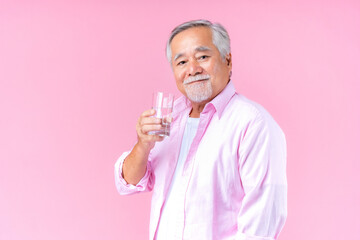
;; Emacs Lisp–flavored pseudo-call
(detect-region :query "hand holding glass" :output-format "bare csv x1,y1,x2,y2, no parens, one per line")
148,92,174,137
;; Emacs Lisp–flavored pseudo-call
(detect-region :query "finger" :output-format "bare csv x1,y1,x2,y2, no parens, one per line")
163,116,173,124
141,133,165,142
140,117,162,126
141,109,156,118
153,135,165,142
139,135,164,146
141,124,163,134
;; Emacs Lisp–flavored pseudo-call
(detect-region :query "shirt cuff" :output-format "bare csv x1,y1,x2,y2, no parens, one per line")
114,151,152,195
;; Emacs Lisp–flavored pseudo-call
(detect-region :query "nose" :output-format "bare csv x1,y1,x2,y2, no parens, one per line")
187,59,203,76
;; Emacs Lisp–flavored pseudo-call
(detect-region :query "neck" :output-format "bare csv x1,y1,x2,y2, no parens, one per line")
189,102,206,118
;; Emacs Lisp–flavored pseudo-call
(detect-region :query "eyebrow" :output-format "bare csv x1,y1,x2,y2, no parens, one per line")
173,46,212,62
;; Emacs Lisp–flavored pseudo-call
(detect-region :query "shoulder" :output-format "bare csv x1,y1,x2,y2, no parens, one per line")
226,93,285,138
225,93,265,121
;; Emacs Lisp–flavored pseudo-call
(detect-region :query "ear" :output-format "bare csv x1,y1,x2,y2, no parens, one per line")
226,53,232,69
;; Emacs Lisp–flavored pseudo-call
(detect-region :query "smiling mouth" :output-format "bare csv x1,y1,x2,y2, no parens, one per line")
185,78,209,85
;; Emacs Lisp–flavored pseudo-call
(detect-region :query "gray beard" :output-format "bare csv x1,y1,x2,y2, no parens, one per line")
184,80,213,103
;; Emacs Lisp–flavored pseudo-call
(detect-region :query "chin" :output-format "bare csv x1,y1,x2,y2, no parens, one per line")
185,81,213,103
185,91,213,103
188,96,210,103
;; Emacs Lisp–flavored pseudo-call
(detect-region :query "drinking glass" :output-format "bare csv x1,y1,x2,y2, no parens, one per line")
148,92,174,137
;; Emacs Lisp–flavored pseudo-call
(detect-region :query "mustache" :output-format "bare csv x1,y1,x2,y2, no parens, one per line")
184,74,210,85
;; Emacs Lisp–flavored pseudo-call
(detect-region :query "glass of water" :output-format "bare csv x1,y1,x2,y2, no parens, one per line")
148,92,174,137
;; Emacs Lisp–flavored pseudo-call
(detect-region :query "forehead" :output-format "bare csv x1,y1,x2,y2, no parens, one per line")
170,27,215,57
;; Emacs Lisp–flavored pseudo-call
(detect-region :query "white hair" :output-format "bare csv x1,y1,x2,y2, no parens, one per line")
166,19,231,63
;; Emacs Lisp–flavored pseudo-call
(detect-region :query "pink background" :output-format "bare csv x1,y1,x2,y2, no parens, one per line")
1,0,359,239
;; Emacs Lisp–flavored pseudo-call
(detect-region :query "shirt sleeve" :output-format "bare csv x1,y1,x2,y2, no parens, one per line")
114,151,154,195
236,113,287,240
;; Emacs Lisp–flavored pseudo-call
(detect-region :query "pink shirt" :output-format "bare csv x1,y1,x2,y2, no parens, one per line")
115,81,287,240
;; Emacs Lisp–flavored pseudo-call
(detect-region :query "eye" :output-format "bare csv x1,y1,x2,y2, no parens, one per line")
177,60,186,66
199,55,209,60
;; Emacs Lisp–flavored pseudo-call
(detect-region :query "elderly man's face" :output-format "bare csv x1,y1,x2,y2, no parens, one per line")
170,26,232,104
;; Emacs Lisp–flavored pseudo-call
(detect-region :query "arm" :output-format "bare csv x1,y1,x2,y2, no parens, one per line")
236,114,287,240
114,109,164,195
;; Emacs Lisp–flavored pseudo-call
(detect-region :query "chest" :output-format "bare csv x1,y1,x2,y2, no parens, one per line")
152,114,244,193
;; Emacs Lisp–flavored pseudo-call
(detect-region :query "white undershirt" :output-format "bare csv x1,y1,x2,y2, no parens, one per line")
156,117,200,240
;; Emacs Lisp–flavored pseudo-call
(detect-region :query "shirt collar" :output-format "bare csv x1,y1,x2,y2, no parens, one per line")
204,80,236,118
172,81,236,118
